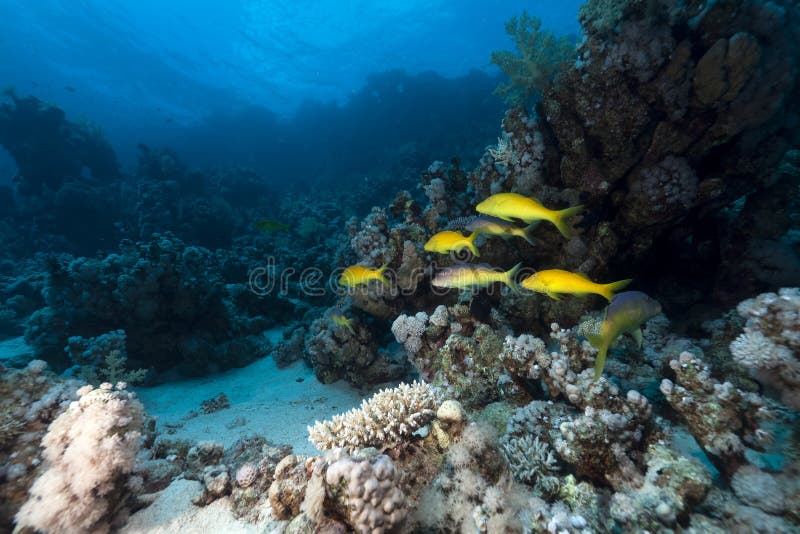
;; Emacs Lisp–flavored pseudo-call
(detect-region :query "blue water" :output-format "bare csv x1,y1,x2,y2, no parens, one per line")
2,1,799,532
0,0,582,168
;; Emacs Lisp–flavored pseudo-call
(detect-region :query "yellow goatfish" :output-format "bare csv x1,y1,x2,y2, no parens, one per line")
432,263,521,291
475,192,583,239
330,310,355,334
464,215,537,245
520,269,632,301
424,230,480,257
586,291,661,380
339,265,389,287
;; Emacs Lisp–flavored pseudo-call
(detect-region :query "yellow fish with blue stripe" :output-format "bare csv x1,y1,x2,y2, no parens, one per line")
586,291,661,380
476,192,583,239
338,265,389,287
424,230,480,257
520,269,632,301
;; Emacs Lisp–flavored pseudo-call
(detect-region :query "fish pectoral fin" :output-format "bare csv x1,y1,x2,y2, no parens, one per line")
630,328,643,348
545,290,561,301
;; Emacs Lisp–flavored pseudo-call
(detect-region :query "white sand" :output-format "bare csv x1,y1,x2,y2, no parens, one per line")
127,330,390,533
134,329,378,456
120,479,282,534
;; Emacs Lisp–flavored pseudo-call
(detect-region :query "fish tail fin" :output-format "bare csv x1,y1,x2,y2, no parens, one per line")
377,264,390,286
466,231,481,257
586,333,608,381
504,262,523,292
602,278,633,301
522,222,540,245
553,205,584,239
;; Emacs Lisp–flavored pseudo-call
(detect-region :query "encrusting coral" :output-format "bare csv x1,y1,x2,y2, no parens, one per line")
307,381,438,451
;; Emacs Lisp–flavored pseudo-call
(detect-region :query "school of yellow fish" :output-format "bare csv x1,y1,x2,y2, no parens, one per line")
340,192,660,379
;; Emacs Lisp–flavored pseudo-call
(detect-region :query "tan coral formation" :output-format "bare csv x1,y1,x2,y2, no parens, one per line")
307,381,438,451
14,382,144,534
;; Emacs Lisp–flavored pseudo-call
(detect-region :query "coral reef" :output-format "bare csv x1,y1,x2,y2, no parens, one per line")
15,382,144,534
64,330,147,385
660,352,771,476
24,233,282,376
730,288,800,409
269,454,311,521
308,381,438,451
392,304,518,409
1,1,799,532
0,93,119,196
303,304,408,385
0,361,79,531
483,0,800,313
609,443,711,531
415,421,530,533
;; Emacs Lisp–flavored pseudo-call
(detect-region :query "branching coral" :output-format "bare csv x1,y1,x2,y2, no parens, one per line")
307,381,438,451
15,382,144,534
501,434,559,489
